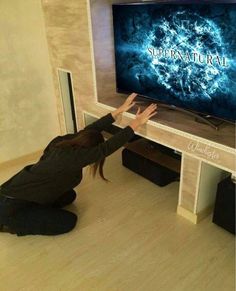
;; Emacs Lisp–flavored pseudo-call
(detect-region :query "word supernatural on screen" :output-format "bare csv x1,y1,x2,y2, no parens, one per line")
148,47,228,67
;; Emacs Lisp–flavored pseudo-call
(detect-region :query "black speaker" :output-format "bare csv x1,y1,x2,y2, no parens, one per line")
122,148,179,187
212,176,235,234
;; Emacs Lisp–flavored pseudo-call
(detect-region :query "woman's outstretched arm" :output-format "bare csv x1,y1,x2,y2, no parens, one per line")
77,103,158,168
42,93,138,157
84,93,137,132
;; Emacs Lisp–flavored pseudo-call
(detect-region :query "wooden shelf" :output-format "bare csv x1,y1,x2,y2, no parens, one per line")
125,138,181,174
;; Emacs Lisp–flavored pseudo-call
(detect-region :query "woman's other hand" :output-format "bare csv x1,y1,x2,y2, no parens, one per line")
129,103,158,131
112,93,137,119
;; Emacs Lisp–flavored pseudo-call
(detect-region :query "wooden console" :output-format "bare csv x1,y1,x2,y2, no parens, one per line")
124,138,181,175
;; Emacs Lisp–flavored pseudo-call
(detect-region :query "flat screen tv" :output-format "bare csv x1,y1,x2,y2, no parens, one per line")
112,1,236,122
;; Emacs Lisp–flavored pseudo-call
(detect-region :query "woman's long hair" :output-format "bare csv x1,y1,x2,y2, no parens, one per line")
54,129,107,181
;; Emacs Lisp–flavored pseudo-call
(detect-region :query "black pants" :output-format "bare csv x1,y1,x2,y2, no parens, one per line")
0,190,77,236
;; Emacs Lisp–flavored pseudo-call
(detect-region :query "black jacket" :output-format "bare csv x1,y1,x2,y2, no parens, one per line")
0,114,134,204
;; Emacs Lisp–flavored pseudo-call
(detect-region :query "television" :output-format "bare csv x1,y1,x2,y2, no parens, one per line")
112,1,236,123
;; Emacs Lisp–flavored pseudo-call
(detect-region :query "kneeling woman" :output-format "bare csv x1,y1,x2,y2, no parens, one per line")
0,94,157,236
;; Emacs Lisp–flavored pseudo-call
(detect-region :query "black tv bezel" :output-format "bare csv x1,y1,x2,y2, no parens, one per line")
112,0,236,6
112,1,236,123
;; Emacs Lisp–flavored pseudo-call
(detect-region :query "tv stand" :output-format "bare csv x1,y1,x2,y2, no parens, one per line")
136,95,224,130
194,114,225,129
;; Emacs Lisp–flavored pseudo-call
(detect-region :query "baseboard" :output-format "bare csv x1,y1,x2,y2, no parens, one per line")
177,205,213,224
0,150,43,170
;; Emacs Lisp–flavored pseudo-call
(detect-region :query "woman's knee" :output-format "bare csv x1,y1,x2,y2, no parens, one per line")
52,190,77,208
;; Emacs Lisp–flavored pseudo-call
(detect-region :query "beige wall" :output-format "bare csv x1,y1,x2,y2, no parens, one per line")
0,0,61,163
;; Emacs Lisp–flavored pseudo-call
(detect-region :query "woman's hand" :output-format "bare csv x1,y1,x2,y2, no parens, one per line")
129,103,158,131
112,93,137,119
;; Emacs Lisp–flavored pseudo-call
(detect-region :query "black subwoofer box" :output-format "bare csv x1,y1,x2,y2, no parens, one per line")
212,176,235,234
122,148,179,187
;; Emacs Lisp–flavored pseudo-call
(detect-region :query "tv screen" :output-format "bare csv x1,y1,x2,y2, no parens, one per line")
112,1,236,122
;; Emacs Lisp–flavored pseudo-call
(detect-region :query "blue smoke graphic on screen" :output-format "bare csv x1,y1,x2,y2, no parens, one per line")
113,4,236,121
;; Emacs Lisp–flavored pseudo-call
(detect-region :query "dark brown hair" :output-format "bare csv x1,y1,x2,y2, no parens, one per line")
54,129,108,181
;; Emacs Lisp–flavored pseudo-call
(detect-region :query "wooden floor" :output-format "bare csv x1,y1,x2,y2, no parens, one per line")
0,150,235,291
